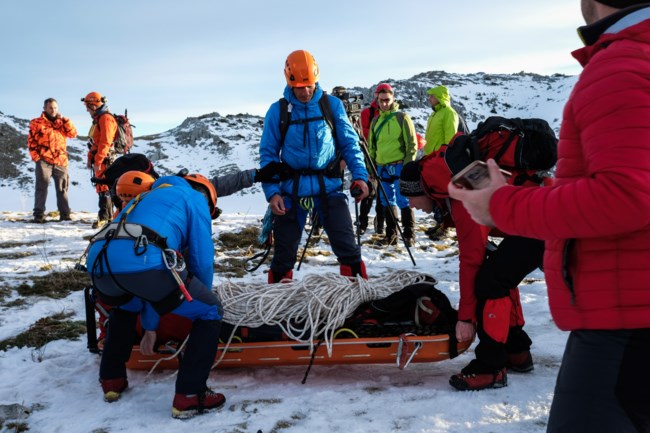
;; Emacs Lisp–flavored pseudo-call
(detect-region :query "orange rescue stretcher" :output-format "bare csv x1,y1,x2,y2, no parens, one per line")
125,332,471,371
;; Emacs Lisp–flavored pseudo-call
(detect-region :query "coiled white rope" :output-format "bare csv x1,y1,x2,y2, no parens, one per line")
213,270,430,362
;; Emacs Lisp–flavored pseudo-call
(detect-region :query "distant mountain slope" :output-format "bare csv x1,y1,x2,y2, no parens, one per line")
0,71,575,213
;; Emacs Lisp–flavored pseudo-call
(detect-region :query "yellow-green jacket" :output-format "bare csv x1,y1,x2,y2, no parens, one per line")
368,103,417,166
424,86,459,155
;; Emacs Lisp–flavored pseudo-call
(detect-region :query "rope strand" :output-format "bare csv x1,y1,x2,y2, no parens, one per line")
214,270,429,357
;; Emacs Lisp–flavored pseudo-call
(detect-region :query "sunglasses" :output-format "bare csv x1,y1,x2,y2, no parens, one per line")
378,98,392,103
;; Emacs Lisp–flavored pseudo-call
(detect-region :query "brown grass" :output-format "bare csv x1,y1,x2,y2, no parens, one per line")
0,312,86,351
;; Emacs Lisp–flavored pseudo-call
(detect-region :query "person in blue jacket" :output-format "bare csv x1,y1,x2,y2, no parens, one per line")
86,172,225,419
259,49,370,283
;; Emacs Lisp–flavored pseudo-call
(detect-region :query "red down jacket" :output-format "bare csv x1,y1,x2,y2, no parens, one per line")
490,9,650,331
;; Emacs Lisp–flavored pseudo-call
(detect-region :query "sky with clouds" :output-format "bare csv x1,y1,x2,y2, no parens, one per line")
2,0,584,136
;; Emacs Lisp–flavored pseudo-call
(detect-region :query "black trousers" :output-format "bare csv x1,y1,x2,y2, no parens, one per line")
100,310,222,395
271,193,360,275
473,236,545,369
547,329,650,433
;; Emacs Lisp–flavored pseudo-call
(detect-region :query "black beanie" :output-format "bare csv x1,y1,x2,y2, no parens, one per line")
399,161,425,197
596,0,650,7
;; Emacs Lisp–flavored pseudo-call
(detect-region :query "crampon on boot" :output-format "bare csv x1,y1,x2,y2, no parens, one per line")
449,359,507,391
172,388,226,419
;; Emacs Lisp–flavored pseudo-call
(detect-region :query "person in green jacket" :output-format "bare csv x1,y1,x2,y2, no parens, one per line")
368,83,418,246
423,85,459,155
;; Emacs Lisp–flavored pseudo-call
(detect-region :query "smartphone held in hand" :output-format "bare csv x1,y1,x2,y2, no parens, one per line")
451,160,511,190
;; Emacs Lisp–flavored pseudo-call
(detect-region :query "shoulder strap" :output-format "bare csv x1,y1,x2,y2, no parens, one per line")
279,98,291,147
278,93,338,148
371,112,396,148
318,92,337,141
395,111,405,129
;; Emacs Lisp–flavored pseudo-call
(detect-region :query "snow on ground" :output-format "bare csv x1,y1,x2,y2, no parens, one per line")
0,208,567,433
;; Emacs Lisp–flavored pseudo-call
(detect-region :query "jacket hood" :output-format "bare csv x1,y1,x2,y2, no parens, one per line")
427,86,451,108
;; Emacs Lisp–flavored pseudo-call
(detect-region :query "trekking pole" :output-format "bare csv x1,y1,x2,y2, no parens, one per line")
297,212,319,271
352,120,416,266
351,188,362,246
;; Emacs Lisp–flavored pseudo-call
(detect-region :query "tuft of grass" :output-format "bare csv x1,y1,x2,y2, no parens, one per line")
0,240,47,249
15,269,90,299
214,257,248,279
0,251,35,260
0,312,86,351
218,226,260,250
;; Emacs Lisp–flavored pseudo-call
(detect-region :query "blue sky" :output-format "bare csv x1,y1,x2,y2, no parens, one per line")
2,0,584,136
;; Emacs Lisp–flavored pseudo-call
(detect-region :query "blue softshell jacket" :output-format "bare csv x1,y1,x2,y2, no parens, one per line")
86,176,216,329
259,83,369,201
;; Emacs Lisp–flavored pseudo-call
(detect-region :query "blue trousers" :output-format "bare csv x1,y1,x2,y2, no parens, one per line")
377,163,409,209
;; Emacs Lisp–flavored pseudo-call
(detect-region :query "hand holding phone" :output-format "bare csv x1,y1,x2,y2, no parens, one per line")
451,160,511,190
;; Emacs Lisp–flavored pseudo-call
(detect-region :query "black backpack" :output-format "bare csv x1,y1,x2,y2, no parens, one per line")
345,276,460,358
445,116,558,177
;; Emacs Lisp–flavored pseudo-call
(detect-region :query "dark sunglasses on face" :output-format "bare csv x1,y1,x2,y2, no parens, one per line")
379,98,392,103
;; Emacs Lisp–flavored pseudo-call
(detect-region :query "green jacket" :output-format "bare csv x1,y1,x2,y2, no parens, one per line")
368,103,417,166
424,85,459,155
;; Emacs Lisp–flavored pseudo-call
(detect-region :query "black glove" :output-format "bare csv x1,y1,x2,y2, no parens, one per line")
254,161,292,183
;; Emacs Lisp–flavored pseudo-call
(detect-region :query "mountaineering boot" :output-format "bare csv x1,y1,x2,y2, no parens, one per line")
340,261,368,280
268,269,293,284
449,359,507,391
378,206,398,246
101,377,128,402
401,206,415,247
172,389,226,419
506,350,534,373
32,215,46,224
59,213,72,221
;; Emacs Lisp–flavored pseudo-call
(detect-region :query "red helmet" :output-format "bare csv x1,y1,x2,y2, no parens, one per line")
284,50,319,88
183,173,218,219
374,83,394,95
81,91,106,109
116,171,155,203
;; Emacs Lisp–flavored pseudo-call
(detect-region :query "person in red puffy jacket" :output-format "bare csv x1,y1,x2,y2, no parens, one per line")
27,98,77,222
449,1,650,431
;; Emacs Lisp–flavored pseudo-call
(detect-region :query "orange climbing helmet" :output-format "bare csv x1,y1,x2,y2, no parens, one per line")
183,173,218,219
115,171,155,203
284,50,319,88
81,91,106,109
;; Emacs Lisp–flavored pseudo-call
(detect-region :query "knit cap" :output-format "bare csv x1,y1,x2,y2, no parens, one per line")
399,161,425,197
596,0,650,7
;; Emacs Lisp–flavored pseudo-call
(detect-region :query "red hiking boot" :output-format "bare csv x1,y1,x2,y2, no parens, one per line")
506,350,534,373
172,389,226,419
449,360,507,391
101,377,128,402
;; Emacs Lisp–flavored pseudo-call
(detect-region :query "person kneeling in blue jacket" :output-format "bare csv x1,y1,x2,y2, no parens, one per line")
86,171,224,419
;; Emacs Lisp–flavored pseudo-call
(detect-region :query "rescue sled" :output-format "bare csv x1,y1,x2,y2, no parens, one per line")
84,271,470,371
124,332,471,371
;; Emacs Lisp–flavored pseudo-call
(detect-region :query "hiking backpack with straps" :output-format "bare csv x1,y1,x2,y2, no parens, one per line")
99,110,135,155
420,116,558,199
